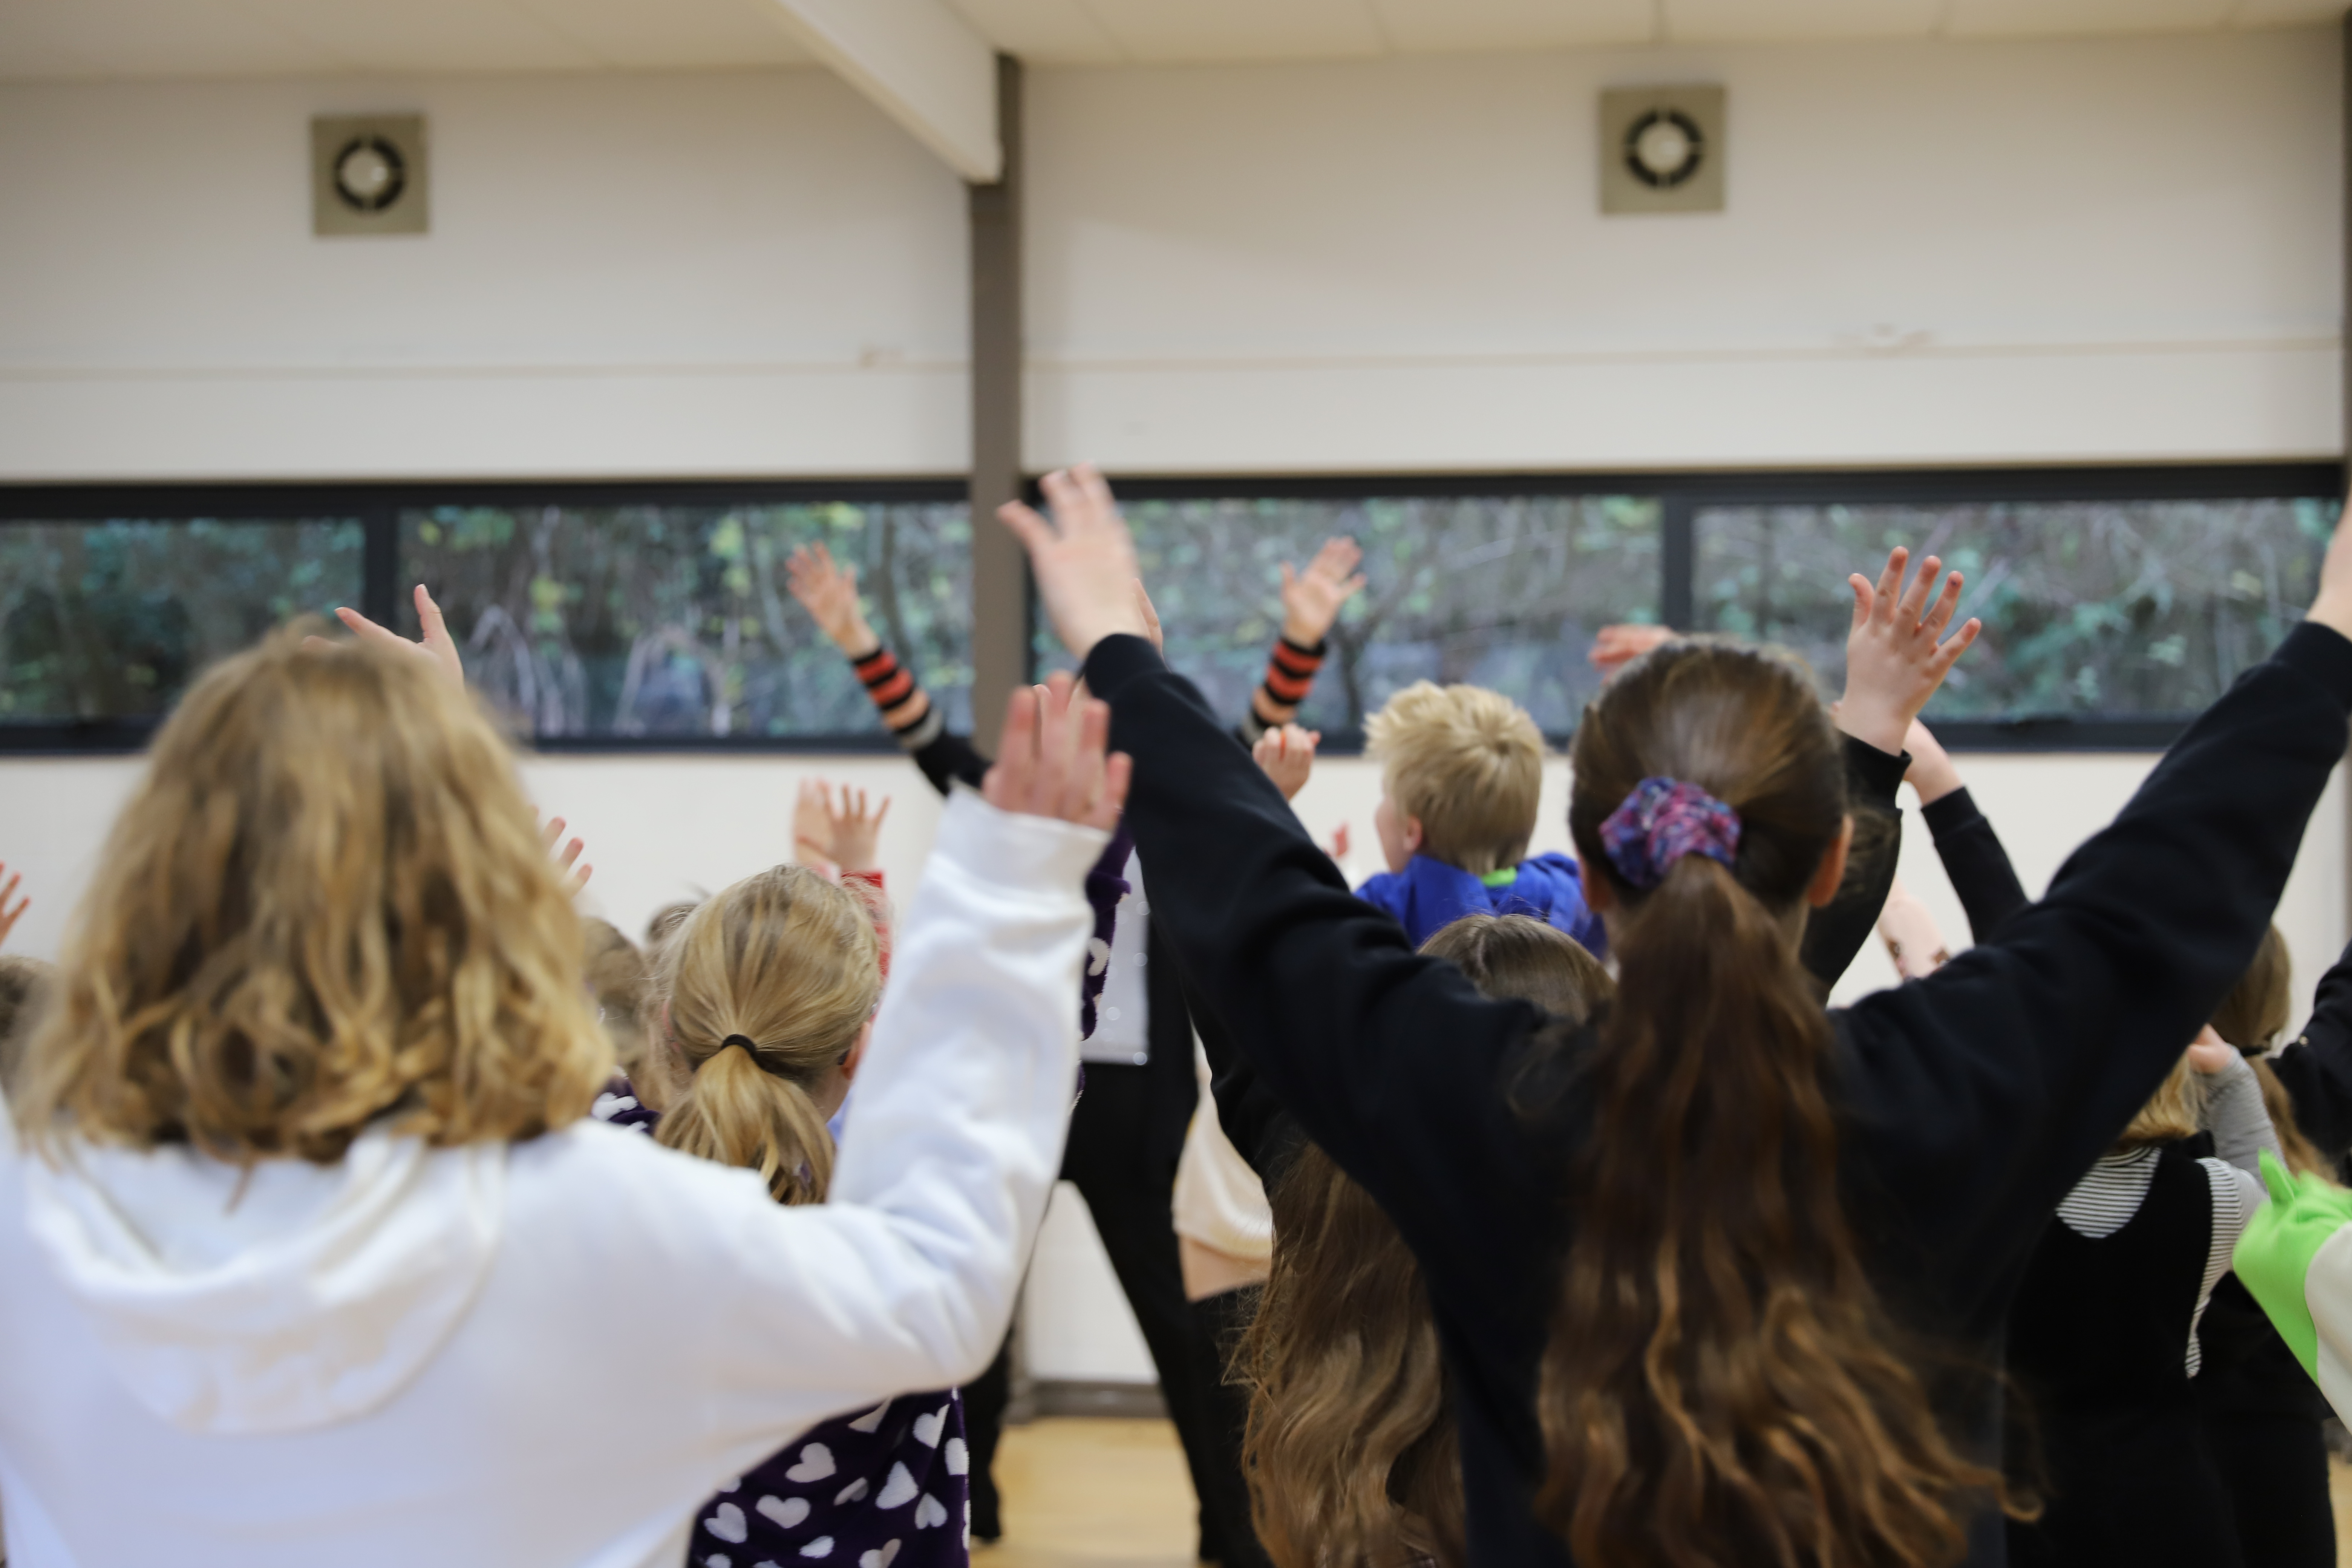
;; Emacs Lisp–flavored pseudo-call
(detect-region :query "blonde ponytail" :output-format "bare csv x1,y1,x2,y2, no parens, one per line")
651,865,881,1206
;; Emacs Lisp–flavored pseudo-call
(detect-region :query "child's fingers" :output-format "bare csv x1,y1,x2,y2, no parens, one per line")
416,584,449,645
1897,556,1942,625
986,685,1042,812
1066,698,1113,821
996,499,1057,554
872,797,891,830
1926,618,1983,681
542,816,566,851
1847,574,1875,632
1921,570,1966,637
1089,753,1134,831
1872,548,1909,623
1072,462,1117,526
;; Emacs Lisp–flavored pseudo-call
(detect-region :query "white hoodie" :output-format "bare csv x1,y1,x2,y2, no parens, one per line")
0,790,1100,1568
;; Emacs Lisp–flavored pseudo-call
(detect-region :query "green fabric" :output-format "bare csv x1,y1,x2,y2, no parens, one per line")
1478,868,1518,888
2233,1151,2352,1383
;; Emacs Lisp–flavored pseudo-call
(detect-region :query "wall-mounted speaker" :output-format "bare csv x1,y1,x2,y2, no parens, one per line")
1599,86,1724,215
312,115,429,237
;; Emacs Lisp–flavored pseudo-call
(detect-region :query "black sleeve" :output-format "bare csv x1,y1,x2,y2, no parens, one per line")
1797,736,1908,990
1833,622,2352,1328
1920,787,2031,944
2267,939,2352,1160
903,727,991,797
1082,633,1566,1329
1176,964,1307,1188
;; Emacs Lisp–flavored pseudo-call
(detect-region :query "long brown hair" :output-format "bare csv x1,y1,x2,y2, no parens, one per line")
14,626,610,1164
652,865,880,1205
2212,924,2329,1176
1553,641,2003,1567
1242,915,1612,1568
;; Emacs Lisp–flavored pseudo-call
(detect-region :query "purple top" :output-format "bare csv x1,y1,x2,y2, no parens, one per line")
1353,850,1607,959
591,1083,972,1568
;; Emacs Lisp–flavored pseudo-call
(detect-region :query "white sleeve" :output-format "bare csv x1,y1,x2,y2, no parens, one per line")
649,788,1102,1435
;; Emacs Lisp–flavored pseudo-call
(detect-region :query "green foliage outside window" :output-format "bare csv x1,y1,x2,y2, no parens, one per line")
0,519,362,721
1698,498,2339,719
1038,494,1663,738
401,502,972,739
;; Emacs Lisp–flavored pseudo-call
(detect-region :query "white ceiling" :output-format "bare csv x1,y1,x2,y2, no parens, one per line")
0,0,2338,81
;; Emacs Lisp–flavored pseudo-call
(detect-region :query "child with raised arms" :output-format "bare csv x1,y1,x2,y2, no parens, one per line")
1009,462,2352,1568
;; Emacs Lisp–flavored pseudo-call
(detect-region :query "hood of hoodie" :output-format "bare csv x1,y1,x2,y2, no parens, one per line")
21,1124,505,1436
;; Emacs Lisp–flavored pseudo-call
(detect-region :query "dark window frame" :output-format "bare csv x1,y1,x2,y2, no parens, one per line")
3,462,2338,755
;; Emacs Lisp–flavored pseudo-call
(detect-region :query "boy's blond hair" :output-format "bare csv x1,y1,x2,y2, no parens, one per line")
1364,682,1545,876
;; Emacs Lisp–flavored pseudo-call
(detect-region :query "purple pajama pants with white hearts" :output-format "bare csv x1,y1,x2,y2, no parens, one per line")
689,1390,971,1568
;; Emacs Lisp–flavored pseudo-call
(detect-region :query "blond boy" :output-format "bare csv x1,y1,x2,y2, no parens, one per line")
1355,682,1605,956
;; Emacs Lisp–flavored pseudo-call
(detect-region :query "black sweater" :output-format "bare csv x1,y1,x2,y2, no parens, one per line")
1082,622,2352,1568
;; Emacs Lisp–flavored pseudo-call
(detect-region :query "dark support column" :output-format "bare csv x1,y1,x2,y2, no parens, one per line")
1660,496,1695,631
968,52,1026,754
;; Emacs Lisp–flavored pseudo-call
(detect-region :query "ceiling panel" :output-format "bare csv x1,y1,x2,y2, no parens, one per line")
1369,0,1655,51
1665,0,1939,41
944,0,1126,62
510,0,811,67
1079,0,1388,62
228,0,603,71
0,0,341,78
1945,0,2232,35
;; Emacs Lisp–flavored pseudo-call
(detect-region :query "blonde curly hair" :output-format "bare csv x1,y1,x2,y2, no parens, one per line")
12,624,609,1163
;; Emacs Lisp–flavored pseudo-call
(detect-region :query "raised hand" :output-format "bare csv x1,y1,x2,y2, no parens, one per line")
2305,509,2352,644
540,815,594,898
786,543,878,655
824,784,891,874
1252,724,1320,802
1134,580,1164,653
997,466,1149,661
2187,1024,2240,1076
1838,547,1980,755
0,863,25,949
1280,537,1367,647
1589,623,1677,677
313,584,464,692
792,778,838,871
983,670,1131,831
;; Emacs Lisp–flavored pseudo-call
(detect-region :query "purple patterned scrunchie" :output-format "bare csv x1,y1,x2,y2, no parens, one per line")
1598,776,1742,890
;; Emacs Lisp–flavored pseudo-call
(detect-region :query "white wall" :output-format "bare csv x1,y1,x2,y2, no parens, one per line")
0,68,971,479
1026,29,2343,472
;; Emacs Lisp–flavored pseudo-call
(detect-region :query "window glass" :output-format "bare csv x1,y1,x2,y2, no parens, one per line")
1696,498,2338,719
400,501,972,739
0,518,364,723
1041,495,1662,739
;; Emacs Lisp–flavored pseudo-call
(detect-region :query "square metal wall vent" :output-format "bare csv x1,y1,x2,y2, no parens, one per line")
1600,86,1724,215
312,115,428,237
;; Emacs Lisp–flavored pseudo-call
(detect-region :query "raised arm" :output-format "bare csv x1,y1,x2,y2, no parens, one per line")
787,542,991,795
1837,559,2352,1317
1905,717,2030,943
2265,937,2352,1159
1238,538,1365,745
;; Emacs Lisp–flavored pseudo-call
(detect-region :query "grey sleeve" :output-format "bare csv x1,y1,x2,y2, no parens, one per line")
2206,1051,2284,1178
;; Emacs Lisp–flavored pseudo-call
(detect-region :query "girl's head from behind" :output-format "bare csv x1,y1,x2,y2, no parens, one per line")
15,627,608,1163
652,865,880,1205
1553,640,1998,1567
1245,914,1611,1568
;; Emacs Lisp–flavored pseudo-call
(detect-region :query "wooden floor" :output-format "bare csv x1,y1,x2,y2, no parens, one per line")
982,1416,2352,1567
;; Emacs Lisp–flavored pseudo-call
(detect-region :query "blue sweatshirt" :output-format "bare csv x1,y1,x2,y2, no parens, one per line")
1355,850,1606,959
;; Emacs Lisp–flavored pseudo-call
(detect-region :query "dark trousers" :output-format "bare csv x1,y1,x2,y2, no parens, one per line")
960,1063,1255,1562
1189,1285,1272,1568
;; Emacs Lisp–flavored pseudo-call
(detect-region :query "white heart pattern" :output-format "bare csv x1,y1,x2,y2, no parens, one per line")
798,1539,833,1559
756,1495,812,1529
1087,937,1112,977
914,1494,949,1530
705,1502,749,1544
705,1556,731,1568
783,1444,836,1483
874,1462,919,1510
833,1478,870,1505
944,1436,968,1476
858,1542,900,1568
911,1405,947,1448
847,1400,891,1434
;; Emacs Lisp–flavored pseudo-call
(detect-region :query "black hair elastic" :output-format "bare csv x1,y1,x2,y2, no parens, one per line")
718,1034,799,1082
